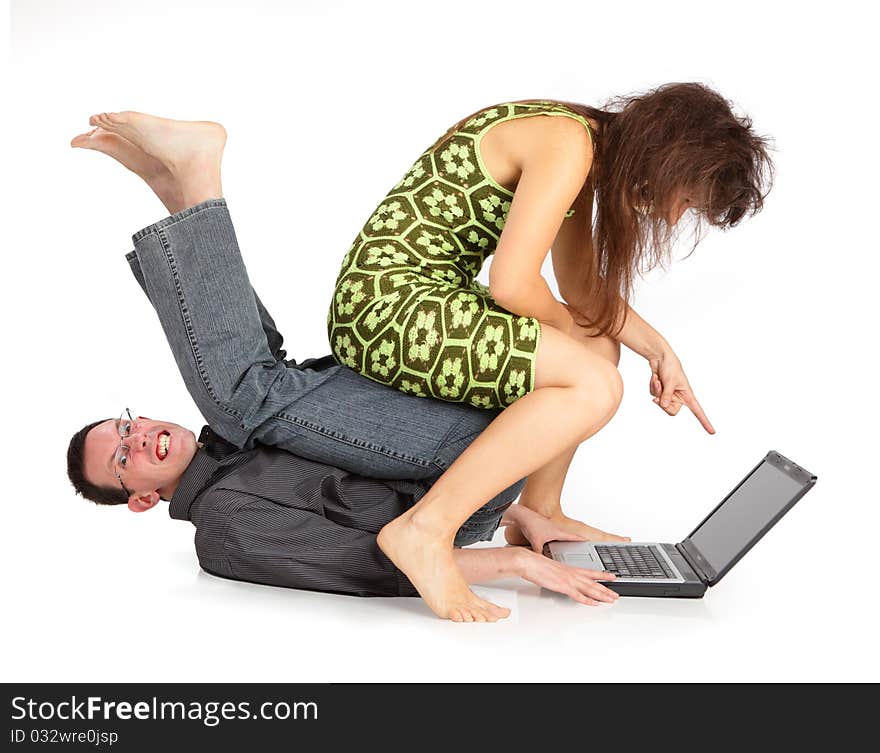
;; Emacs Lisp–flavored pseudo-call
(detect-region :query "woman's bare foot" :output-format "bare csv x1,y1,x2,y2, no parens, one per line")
87,111,226,207
554,514,630,543
377,512,511,622
504,516,630,547
70,127,183,213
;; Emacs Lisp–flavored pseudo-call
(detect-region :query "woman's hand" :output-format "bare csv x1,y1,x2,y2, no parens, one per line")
515,549,619,605
512,505,593,553
505,505,630,552
648,347,715,434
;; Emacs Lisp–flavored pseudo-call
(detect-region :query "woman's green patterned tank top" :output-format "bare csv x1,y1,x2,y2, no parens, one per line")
338,99,594,279
327,100,595,409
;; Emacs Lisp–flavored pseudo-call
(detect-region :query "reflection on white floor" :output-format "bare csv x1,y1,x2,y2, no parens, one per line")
6,440,875,684
7,504,865,683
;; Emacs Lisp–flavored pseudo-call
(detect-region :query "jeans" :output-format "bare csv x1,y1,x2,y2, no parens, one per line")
126,198,526,545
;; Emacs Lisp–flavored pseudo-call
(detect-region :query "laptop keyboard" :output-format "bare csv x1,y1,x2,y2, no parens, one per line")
595,545,676,579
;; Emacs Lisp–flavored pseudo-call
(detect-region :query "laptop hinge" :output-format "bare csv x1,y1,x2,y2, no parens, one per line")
675,542,711,584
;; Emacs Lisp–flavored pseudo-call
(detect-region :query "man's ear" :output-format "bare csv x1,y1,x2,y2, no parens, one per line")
127,490,161,513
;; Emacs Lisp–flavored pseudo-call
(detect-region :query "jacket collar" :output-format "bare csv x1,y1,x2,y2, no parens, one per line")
168,426,240,521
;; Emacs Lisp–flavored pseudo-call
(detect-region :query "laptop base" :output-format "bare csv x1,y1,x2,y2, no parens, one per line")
544,541,708,598
604,580,707,598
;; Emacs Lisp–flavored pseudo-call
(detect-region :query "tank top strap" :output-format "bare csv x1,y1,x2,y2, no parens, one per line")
451,100,591,146
449,100,594,219
525,100,595,149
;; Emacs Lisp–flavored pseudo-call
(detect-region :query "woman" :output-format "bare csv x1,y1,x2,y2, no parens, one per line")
326,82,774,621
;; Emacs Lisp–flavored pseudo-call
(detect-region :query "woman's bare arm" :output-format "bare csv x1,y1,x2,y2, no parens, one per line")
487,116,594,335
549,179,669,360
614,300,670,360
550,176,594,305
567,288,671,360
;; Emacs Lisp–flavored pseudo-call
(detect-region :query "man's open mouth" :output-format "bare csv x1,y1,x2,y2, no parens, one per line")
156,431,171,460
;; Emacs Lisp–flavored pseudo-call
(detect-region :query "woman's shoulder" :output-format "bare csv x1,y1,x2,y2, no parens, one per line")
494,102,595,168
426,100,596,193
480,100,595,145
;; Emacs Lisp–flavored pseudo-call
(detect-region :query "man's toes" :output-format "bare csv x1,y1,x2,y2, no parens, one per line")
90,113,121,133
70,128,97,147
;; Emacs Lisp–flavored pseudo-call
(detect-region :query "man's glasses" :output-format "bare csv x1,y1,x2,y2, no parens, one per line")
114,408,137,497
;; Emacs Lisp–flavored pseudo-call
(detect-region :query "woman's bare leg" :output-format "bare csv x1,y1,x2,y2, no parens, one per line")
377,324,624,621
518,444,579,517
506,332,629,545
505,442,629,545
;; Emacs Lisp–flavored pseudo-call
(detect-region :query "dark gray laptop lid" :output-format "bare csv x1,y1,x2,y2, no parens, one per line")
678,451,817,586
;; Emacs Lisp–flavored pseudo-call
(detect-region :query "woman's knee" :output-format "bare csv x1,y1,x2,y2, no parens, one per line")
580,333,621,368
560,366,622,443
535,324,621,395
535,325,623,425
576,358,624,422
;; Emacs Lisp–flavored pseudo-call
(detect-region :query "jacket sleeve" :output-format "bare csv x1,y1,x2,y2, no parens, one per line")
196,488,418,598
123,200,336,447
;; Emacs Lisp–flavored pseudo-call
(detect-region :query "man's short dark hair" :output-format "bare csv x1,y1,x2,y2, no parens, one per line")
67,419,129,505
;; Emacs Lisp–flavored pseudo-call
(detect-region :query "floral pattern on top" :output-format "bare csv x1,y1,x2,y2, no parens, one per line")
327,101,594,408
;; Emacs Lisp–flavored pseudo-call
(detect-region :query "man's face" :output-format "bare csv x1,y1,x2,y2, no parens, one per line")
83,416,198,510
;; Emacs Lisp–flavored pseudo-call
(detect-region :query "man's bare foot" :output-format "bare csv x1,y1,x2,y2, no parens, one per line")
70,127,183,213
87,111,226,205
377,513,511,622
504,517,630,547
87,111,226,173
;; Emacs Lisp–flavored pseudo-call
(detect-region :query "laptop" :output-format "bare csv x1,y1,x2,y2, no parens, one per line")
544,450,817,598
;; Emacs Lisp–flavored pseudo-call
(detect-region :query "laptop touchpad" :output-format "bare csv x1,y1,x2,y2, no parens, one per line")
562,552,601,568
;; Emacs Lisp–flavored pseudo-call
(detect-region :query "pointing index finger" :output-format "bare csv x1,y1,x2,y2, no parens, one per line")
682,391,715,434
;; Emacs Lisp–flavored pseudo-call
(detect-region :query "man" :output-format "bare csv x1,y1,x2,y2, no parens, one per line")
66,113,621,620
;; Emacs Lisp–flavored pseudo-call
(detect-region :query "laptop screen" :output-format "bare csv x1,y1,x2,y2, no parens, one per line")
685,454,813,580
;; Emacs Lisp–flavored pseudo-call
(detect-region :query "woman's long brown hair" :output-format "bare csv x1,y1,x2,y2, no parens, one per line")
429,82,776,339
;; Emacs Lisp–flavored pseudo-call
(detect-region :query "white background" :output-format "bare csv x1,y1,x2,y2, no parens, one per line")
3,0,877,682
